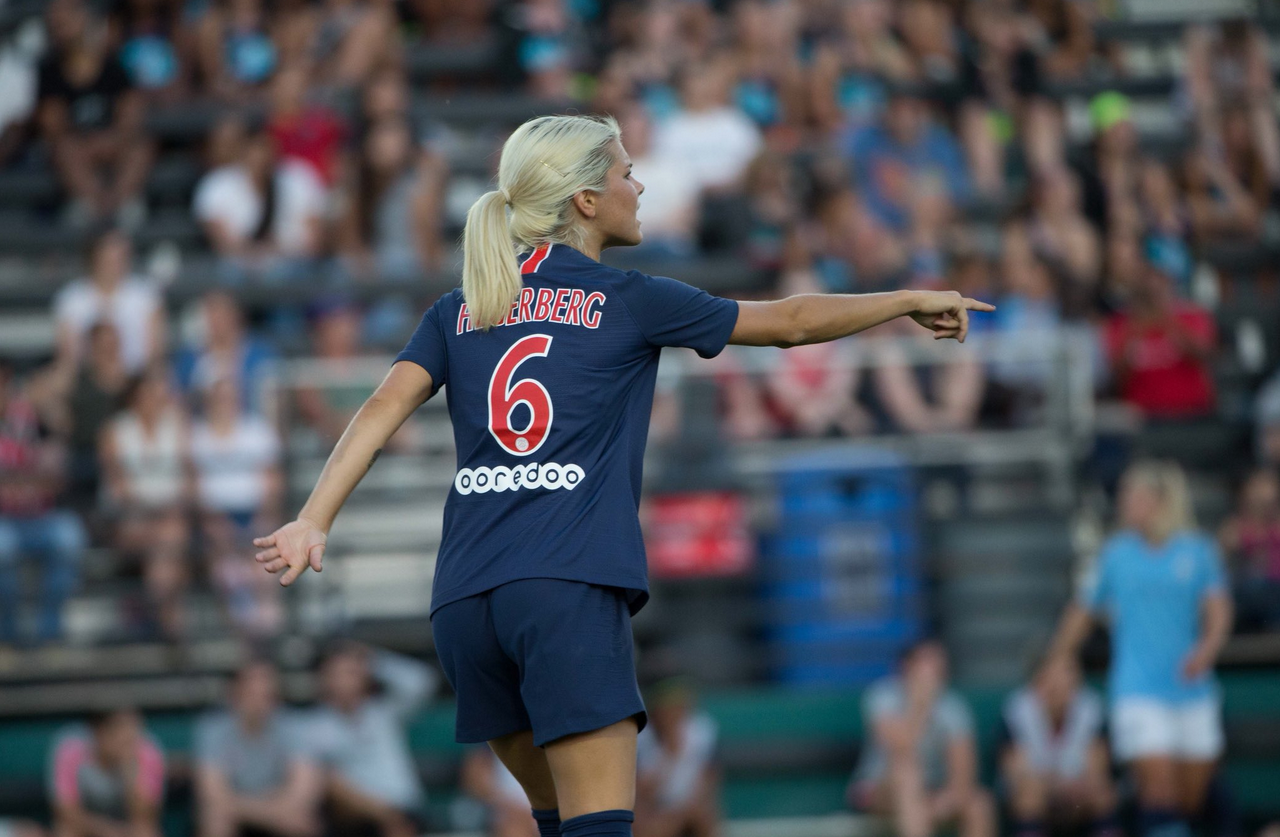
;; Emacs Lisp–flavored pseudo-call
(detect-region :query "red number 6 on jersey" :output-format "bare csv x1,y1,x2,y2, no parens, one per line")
488,334,554,456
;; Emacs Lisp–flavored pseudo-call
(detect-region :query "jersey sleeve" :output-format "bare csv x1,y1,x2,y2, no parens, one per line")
616,271,739,359
395,297,449,394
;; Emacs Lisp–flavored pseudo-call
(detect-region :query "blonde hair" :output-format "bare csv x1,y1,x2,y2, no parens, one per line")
1122,459,1196,542
461,114,622,330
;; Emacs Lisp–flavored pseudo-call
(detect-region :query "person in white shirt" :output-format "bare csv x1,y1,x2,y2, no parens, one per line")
306,643,439,837
999,653,1118,837
653,57,763,196
193,117,328,284
191,376,283,637
53,228,165,376
617,103,700,258
634,680,722,837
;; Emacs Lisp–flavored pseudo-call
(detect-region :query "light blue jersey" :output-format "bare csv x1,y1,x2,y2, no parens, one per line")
1081,530,1226,704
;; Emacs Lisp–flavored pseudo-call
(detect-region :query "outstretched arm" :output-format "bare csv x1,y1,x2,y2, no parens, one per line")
254,361,436,585
728,290,993,348
1049,602,1095,661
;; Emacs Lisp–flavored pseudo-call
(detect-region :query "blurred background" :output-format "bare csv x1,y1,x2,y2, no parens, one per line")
2,0,1280,834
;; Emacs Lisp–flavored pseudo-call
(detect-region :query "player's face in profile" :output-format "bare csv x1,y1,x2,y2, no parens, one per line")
593,139,645,249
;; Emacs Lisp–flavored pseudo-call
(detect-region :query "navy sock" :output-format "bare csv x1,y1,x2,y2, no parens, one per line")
531,808,561,837
559,809,634,837
1140,808,1191,837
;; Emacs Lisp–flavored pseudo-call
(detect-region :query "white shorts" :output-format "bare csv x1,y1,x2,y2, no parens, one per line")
1111,696,1224,762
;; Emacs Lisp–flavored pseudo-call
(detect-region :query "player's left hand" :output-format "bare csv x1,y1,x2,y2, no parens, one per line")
253,517,327,586
907,290,996,342
1181,642,1215,682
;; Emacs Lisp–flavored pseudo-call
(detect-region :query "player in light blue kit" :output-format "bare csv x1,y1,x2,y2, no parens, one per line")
253,113,993,837
1052,461,1233,837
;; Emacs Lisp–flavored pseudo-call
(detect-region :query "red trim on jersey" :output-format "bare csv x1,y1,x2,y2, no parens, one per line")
520,243,552,275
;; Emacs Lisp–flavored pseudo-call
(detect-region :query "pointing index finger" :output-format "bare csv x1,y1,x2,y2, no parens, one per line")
964,298,996,312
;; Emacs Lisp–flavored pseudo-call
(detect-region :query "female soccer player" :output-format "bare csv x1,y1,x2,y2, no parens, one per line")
254,114,993,837
1051,461,1233,837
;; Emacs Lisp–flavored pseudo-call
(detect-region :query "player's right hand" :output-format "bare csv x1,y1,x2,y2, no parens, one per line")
254,517,327,587
907,290,995,343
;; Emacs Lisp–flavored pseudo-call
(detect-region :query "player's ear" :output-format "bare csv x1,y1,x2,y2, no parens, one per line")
572,189,597,220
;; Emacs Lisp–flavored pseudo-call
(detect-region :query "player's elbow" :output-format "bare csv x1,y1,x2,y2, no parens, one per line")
772,297,810,348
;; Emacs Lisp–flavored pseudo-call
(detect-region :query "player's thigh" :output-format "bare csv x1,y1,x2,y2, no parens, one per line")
543,717,639,821
488,729,557,811
1111,698,1179,764
490,579,647,748
432,592,532,744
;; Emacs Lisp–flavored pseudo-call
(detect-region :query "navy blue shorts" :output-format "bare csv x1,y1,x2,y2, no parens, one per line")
431,578,648,747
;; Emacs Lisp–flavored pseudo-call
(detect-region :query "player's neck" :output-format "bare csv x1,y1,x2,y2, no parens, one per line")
578,230,605,263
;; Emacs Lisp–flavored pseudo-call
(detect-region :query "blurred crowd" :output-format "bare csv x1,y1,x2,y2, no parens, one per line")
3,0,1280,647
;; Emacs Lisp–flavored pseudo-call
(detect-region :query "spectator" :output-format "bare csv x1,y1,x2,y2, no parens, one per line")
618,103,699,259
1219,467,1280,632
762,269,871,438
110,0,190,99
700,150,802,271
37,0,154,228
1135,159,1193,295
195,659,322,837
0,361,85,644
807,0,911,133
899,0,960,84
508,0,587,99
48,707,165,837
99,365,192,640
956,0,1065,195
1184,20,1280,204
1052,460,1233,837
192,376,284,637
1102,254,1217,420
999,653,1118,837
30,320,129,514
725,0,804,132
307,643,438,837
175,291,277,417
847,84,970,267
266,63,347,187
193,117,328,284
1027,166,1101,291
284,0,399,89
1074,91,1141,236
1181,145,1261,243
293,301,369,443
194,0,280,100
805,187,907,293
458,748,538,837
53,229,165,377
985,226,1061,422
848,639,995,837
337,114,447,281
869,318,986,434
634,680,722,837
653,57,763,196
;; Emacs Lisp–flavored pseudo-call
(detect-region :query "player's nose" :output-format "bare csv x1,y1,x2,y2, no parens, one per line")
634,178,645,196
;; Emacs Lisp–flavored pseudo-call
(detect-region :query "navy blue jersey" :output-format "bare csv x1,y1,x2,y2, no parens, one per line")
395,243,740,615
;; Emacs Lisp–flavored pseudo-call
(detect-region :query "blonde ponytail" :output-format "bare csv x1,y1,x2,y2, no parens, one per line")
461,114,621,330
461,189,521,332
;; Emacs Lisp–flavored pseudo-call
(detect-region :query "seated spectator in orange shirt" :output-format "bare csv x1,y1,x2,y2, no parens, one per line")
1103,253,1216,420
